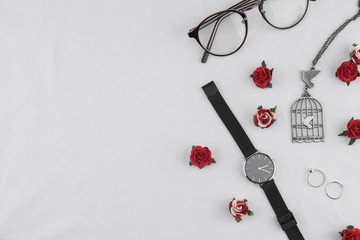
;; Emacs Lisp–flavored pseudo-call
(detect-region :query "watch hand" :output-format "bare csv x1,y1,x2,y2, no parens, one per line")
258,167,271,174
260,169,271,174
259,165,268,169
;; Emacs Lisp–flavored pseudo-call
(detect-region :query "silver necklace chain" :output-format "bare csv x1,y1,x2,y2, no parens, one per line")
311,0,360,69
290,2,360,143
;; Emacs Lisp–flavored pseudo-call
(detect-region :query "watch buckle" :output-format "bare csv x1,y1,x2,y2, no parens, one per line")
277,211,297,231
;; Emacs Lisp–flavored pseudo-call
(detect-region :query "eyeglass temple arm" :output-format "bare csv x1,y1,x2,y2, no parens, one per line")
201,16,226,63
199,0,315,29
198,0,257,30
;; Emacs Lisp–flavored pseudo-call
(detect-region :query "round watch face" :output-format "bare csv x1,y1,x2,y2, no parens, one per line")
244,153,275,184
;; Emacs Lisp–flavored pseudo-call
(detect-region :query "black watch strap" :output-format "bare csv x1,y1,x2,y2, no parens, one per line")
202,81,257,158
261,180,305,240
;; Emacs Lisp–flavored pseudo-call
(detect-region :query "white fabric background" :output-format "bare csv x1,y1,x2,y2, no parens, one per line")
0,0,359,239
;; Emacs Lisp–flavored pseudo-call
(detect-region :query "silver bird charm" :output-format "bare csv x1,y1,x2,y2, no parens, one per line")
301,69,320,89
302,115,314,129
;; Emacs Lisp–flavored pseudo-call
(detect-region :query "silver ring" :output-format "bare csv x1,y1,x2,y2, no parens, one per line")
306,168,326,188
325,181,344,200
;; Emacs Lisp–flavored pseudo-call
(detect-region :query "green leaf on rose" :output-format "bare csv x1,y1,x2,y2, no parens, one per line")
257,105,263,110
248,210,254,216
349,138,356,145
350,52,354,58
250,74,253,78
350,117,354,122
235,218,242,223
335,72,338,77
189,162,193,166
348,225,354,229
339,231,344,237
232,198,235,201
350,59,354,63
346,82,350,86
353,43,358,47
271,119,277,124
261,61,266,68
204,147,208,149
244,199,247,202
270,68,274,75
212,158,216,163
338,131,347,136
192,146,195,149
270,106,277,113
267,82,273,88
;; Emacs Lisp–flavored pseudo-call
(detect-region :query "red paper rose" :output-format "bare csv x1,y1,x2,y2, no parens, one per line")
250,61,274,89
253,105,277,129
340,226,360,240
343,229,360,240
347,119,360,139
229,198,253,222
189,146,215,169
350,43,360,64
338,118,360,145
336,61,359,85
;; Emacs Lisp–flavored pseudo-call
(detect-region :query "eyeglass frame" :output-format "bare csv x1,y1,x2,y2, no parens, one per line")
188,0,316,63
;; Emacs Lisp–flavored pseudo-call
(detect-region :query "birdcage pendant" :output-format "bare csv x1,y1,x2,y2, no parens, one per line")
291,91,324,143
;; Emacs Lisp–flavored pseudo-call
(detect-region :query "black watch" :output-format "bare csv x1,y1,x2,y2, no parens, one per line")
202,81,305,240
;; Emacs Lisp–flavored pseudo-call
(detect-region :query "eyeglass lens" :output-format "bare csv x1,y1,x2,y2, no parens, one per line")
261,0,308,29
198,12,247,56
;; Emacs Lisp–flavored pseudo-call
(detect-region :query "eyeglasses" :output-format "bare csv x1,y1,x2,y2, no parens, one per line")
188,0,315,63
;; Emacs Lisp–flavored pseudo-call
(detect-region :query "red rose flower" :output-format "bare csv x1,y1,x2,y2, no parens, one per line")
350,43,360,64
342,228,360,240
189,146,215,169
347,119,360,139
228,198,253,222
338,118,360,145
336,61,359,85
254,106,277,129
250,61,274,89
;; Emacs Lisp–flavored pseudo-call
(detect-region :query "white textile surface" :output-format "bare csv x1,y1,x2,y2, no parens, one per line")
0,0,359,239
